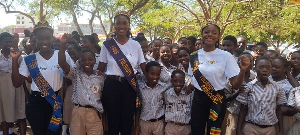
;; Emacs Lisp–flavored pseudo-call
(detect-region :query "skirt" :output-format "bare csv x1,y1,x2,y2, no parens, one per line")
283,116,296,134
0,73,24,122
287,120,300,135
63,85,73,124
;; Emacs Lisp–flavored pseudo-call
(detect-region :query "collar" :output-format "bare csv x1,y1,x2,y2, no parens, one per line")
140,80,164,89
250,77,274,86
77,67,99,77
169,87,186,96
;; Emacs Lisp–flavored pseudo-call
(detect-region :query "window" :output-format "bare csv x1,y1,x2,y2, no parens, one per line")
22,17,24,19
58,27,63,31
22,21,24,24
17,17,20,19
17,21,20,24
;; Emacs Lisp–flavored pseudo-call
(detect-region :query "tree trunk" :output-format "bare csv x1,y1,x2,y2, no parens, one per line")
70,9,83,36
96,12,108,39
89,10,96,34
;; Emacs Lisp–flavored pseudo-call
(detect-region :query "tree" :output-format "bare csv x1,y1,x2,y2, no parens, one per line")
136,2,199,42
0,0,36,26
80,0,150,38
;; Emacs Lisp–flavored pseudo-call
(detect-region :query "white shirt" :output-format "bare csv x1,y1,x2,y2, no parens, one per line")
19,50,73,92
99,38,145,77
188,48,240,91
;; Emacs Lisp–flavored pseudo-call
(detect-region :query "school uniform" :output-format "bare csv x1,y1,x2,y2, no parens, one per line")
272,78,297,134
236,78,287,135
164,87,193,135
65,67,104,135
222,70,256,135
139,81,170,135
136,54,155,83
100,38,145,135
159,62,177,84
19,50,73,135
187,48,240,135
287,87,300,135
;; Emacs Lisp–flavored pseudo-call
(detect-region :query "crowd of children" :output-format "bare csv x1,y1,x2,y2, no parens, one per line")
0,12,300,135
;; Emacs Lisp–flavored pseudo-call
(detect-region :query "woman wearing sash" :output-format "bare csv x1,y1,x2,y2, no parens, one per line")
98,12,146,135
10,21,74,135
187,24,250,135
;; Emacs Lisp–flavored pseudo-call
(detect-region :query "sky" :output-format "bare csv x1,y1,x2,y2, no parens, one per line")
0,10,16,28
0,7,93,29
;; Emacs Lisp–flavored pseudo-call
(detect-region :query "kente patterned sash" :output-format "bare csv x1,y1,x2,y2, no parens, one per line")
25,54,62,132
190,51,224,135
103,38,140,108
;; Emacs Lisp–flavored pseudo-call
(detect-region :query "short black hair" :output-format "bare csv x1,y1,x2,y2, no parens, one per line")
159,45,171,51
233,49,243,56
0,32,12,42
154,39,163,43
255,56,272,67
187,36,197,46
223,35,237,46
79,48,95,58
177,37,187,43
273,56,290,68
83,35,96,44
177,47,191,54
266,50,278,57
72,35,80,42
255,42,268,49
72,31,79,36
137,33,145,37
91,33,98,37
67,41,81,52
171,69,185,78
163,38,172,43
146,61,161,72
133,36,147,43
170,44,179,50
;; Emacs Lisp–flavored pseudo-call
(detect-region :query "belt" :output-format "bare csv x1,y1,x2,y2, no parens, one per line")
74,104,94,108
148,115,164,122
106,75,127,82
247,121,273,128
31,91,59,97
169,121,190,126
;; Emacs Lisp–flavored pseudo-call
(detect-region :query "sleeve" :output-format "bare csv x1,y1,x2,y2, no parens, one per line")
19,58,29,77
65,67,75,80
65,52,75,68
137,44,146,65
225,55,240,79
276,85,287,105
99,45,108,63
236,83,250,105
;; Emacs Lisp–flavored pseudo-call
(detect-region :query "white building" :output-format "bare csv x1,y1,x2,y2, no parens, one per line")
56,22,110,35
15,14,37,28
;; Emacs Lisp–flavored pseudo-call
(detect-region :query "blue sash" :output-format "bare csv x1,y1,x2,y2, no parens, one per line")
103,38,140,107
24,54,62,132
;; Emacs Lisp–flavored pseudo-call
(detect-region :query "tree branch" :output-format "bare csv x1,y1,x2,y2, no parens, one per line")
129,0,150,16
169,0,202,26
0,2,36,26
196,0,210,19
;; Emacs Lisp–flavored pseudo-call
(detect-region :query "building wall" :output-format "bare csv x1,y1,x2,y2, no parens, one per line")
15,14,37,28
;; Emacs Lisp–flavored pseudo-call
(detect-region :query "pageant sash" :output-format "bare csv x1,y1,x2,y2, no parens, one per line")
103,38,140,108
190,51,224,135
24,54,62,132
